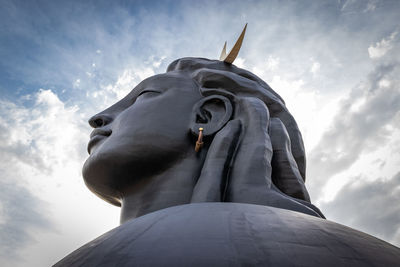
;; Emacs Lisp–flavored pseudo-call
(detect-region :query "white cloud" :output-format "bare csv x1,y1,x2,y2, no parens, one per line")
106,69,139,100
250,55,279,76
136,67,155,81
266,55,280,71
0,90,119,266
341,0,378,13
73,79,80,88
379,78,391,88
310,61,321,75
341,0,357,12
320,172,400,246
151,55,167,68
263,74,340,153
89,66,156,109
307,60,400,203
234,57,246,68
363,0,378,12
368,31,398,59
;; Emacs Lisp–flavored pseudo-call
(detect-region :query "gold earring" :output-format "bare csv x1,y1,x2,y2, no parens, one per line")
195,128,204,152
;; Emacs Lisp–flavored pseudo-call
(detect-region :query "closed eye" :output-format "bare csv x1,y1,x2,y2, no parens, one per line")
137,90,161,97
127,90,162,106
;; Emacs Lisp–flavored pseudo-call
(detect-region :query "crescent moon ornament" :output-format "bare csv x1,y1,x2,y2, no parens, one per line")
219,23,247,64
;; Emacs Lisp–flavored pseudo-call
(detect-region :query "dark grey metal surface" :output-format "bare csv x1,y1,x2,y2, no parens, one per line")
55,203,400,267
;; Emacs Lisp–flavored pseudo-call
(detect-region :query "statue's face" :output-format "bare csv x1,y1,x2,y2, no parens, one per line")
82,73,202,204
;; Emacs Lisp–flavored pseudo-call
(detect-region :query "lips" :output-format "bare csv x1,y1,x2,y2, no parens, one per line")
87,129,112,154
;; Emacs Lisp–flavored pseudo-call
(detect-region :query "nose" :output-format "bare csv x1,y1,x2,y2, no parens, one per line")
88,113,113,128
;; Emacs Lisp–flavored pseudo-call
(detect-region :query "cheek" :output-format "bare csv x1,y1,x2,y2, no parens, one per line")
111,103,191,148
123,97,193,133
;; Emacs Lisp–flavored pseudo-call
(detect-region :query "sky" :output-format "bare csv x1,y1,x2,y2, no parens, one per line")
0,0,399,266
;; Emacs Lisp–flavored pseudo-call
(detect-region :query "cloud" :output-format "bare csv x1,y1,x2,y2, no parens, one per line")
306,29,400,199
0,178,52,260
146,55,167,68
266,55,280,71
88,64,156,109
0,89,88,262
233,57,246,68
364,0,378,12
307,61,400,197
310,60,321,75
341,0,379,13
73,79,81,88
368,31,398,59
320,172,400,246
0,180,47,265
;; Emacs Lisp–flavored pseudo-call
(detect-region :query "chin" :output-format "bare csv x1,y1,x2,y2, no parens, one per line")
82,154,122,207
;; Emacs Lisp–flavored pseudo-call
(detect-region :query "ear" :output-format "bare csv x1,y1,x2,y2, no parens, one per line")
190,95,233,137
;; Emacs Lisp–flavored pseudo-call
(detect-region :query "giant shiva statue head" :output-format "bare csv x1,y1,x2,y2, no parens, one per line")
82,57,324,223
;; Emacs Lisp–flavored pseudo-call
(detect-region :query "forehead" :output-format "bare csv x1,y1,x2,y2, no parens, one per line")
100,72,198,115
129,72,196,96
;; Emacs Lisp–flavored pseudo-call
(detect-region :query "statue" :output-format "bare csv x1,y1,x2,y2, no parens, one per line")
82,56,324,224
55,28,400,266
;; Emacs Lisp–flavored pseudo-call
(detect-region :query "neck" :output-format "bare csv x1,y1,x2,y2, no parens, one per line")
119,151,206,224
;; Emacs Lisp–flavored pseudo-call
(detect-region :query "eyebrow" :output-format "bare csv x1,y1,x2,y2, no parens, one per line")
126,83,163,102
127,74,188,101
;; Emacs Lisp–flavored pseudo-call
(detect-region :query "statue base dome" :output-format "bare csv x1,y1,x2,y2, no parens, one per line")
55,203,400,266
